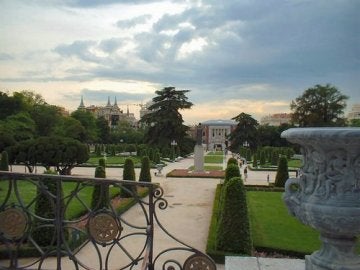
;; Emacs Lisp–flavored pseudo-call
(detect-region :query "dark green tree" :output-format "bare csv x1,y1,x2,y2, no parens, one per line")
290,84,348,127
224,163,240,184
3,112,36,141
122,158,136,197
216,177,252,255
0,91,25,120
96,116,111,143
91,166,108,210
98,158,106,169
253,153,258,168
227,157,238,166
71,109,98,143
229,112,259,152
275,156,289,187
140,87,193,152
260,151,266,166
33,171,66,247
0,151,9,171
52,117,86,141
139,156,151,183
30,104,63,137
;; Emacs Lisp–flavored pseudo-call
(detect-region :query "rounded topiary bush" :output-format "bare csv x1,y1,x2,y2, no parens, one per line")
216,176,252,255
0,150,9,171
275,155,289,187
224,164,240,184
122,158,136,197
98,158,106,169
227,157,238,166
139,156,151,183
91,165,108,210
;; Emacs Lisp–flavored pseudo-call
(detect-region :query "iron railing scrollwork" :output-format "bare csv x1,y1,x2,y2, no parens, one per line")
0,171,216,270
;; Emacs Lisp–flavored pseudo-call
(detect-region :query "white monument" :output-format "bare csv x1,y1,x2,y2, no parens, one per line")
194,124,204,172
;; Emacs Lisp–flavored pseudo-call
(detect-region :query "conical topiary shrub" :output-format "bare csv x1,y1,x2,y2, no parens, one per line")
98,157,106,169
216,176,252,255
275,155,289,187
224,164,240,184
122,158,136,197
33,171,66,246
91,165,108,210
139,156,151,183
227,157,238,166
0,150,9,171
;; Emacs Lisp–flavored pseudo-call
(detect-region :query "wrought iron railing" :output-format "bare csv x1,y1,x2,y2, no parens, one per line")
0,171,216,270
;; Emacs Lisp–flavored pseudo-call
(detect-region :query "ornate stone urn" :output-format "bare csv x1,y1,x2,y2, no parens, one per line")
282,128,360,270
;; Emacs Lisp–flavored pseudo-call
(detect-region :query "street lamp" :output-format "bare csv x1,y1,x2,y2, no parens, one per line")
170,140,177,161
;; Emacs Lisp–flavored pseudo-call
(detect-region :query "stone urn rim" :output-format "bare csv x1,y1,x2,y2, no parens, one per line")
281,127,360,142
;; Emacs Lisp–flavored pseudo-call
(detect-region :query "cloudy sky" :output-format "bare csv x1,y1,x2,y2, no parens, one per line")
0,0,359,124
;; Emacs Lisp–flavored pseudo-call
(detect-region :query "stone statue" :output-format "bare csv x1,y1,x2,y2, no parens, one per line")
196,124,202,145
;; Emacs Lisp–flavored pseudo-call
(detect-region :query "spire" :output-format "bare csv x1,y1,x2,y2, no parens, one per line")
78,96,85,109
114,96,118,106
106,96,111,107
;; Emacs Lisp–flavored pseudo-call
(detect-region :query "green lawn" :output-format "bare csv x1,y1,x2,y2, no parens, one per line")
0,180,121,220
248,191,320,254
207,151,224,156
204,155,223,163
288,159,302,168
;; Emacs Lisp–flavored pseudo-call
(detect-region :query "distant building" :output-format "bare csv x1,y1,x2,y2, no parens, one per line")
260,113,292,126
347,104,360,120
78,96,138,128
201,119,237,151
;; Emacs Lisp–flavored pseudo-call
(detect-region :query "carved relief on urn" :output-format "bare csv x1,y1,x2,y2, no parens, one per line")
282,128,360,270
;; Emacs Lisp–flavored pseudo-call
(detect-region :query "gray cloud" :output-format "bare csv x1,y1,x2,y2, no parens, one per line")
0,53,14,61
116,14,152,28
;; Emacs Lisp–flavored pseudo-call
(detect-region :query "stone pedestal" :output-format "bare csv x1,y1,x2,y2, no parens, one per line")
194,145,204,172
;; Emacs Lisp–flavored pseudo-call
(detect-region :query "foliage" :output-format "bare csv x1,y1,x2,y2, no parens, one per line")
96,116,111,143
0,151,9,171
122,158,136,198
91,166,108,210
140,86,193,153
8,136,89,175
229,112,259,152
349,119,360,127
52,116,86,141
0,131,16,152
0,91,26,119
290,84,348,127
2,112,36,141
253,153,258,168
33,175,65,246
275,156,289,187
216,177,252,255
30,104,63,137
224,164,240,184
71,109,98,143
98,158,106,168
227,157,238,166
139,156,151,182
259,151,266,166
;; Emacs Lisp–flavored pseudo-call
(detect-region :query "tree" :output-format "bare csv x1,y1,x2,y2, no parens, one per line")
0,151,9,171
224,163,240,184
96,116,111,143
275,156,289,187
229,112,259,152
3,112,36,141
0,91,25,120
140,87,193,152
71,109,98,143
30,104,63,137
216,177,252,255
122,158,136,197
291,84,348,127
139,156,151,183
52,117,86,141
91,166,108,210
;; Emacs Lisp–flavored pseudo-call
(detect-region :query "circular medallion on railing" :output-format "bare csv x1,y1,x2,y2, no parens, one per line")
88,212,122,245
0,208,28,240
183,254,216,270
